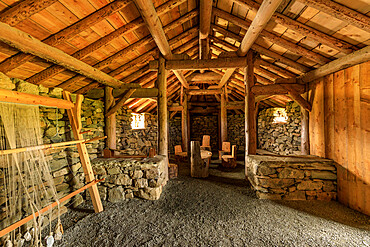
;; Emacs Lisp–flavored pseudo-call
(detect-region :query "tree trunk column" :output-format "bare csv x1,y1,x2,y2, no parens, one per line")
157,54,168,158
104,86,116,151
301,91,310,155
181,90,189,153
220,87,227,144
244,51,257,165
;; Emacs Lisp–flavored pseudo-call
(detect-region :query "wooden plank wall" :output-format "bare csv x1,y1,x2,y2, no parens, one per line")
309,61,369,216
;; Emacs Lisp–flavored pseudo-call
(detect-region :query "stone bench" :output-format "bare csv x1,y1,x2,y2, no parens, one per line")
91,155,167,202
246,155,337,200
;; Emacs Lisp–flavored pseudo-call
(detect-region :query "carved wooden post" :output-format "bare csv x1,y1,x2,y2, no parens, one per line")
301,91,310,155
104,87,116,152
181,91,189,153
220,86,227,144
157,54,169,159
190,141,209,178
244,51,257,163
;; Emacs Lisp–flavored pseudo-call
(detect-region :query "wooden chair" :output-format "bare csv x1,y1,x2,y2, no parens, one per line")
218,142,231,160
221,145,237,168
201,135,211,150
174,145,187,161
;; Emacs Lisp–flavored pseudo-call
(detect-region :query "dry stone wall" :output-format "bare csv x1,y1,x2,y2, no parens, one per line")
257,102,302,155
190,115,219,151
247,155,337,201
169,116,182,154
91,156,167,201
227,114,245,152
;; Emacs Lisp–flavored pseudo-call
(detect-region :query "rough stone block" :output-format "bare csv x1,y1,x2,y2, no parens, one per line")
135,187,162,200
53,168,69,177
278,168,304,179
258,178,295,188
107,167,121,175
145,168,160,179
257,166,276,176
115,174,132,186
284,191,306,200
317,192,336,201
256,191,282,200
311,171,336,180
322,181,336,192
49,159,68,172
108,186,125,202
297,181,323,191
130,170,143,179
134,178,148,188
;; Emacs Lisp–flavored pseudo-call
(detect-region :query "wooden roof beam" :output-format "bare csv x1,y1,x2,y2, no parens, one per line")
233,0,355,54
218,0,283,90
27,0,187,85
297,0,370,33
134,0,189,88
213,8,331,65
0,0,58,26
211,26,310,72
0,0,132,73
0,22,140,89
199,0,212,61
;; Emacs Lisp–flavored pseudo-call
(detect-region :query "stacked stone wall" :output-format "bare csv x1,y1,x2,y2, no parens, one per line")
247,155,337,201
257,102,302,155
190,115,218,151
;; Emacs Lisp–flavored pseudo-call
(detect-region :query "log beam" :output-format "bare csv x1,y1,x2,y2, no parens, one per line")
251,83,305,95
301,92,310,155
104,87,116,150
245,51,257,157
106,89,137,117
0,22,140,89
220,88,227,143
160,57,248,70
182,92,189,153
233,0,355,54
187,89,223,95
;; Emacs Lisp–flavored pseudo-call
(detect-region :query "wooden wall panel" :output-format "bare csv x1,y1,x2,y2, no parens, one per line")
309,61,370,216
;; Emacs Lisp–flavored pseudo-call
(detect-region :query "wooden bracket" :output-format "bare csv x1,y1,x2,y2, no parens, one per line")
280,84,312,111
105,89,137,117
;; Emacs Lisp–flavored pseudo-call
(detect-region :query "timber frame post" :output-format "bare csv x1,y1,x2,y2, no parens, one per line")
63,91,103,213
220,86,227,144
157,54,169,181
244,51,257,162
181,89,189,153
301,91,310,155
104,87,116,156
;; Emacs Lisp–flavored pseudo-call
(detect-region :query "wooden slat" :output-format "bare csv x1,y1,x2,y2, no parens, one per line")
0,0,132,73
0,88,74,109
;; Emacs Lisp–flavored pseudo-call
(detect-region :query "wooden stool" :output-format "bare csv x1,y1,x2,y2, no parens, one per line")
221,145,237,168
174,145,187,162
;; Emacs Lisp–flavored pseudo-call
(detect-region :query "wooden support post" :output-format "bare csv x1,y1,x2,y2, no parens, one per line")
182,92,189,153
301,91,310,155
190,141,209,178
104,87,116,151
220,87,227,143
244,51,257,161
63,92,103,213
157,54,169,162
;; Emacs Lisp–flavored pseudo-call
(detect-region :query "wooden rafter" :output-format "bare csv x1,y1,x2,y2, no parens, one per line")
0,0,132,73
27,0,187,85
0,22,140,89
233,0,355,54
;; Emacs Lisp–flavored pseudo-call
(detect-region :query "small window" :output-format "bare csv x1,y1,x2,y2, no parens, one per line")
131,113,145,129
273,108,288,124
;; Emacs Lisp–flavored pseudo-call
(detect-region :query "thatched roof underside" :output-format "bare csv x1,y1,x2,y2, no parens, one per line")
0,0,369,113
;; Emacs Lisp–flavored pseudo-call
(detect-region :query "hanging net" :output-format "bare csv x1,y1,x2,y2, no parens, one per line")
0,103,62,247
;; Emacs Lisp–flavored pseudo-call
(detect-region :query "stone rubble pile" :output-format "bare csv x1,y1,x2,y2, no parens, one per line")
247,155,337,201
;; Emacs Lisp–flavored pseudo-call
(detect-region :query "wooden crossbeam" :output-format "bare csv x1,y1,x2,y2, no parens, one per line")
251,84,305,95
0,88,74,109
0,0,131,73
155,57,248,70
234,0,355,54
187,89,223,95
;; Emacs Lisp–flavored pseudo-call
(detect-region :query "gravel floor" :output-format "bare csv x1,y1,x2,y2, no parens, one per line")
54,164,370,247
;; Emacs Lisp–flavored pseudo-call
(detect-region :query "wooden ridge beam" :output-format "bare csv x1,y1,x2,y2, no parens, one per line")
234,0,355,54
297,0,370,32
187,89,223,95
0,0,131,73
161,57,248,70
213,8,331,65
0,0,58,26
251,83,305,95
0,22,140,89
